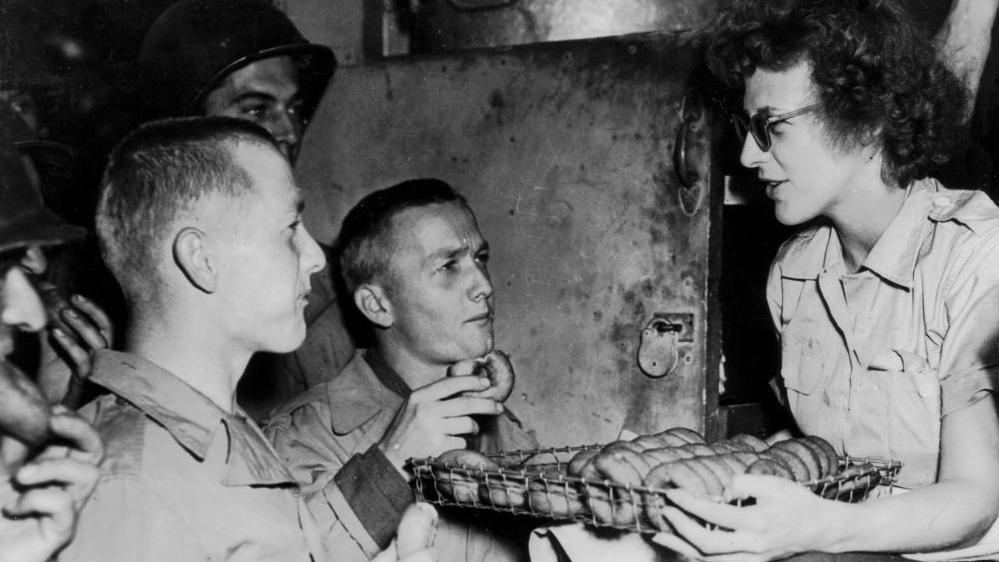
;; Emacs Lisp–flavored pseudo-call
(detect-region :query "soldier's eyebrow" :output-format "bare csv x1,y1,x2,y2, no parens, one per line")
426,243,468,265
231,92,277,105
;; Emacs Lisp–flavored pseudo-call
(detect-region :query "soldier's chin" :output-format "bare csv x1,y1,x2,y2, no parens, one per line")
470,335,494,359
265,326,307,354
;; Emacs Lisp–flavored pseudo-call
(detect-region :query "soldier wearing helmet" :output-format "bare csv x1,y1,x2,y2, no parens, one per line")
136,0,353,422
1,100,114,411
138,0,337,163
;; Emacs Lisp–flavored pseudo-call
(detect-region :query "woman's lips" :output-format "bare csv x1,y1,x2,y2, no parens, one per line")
765,180,786,199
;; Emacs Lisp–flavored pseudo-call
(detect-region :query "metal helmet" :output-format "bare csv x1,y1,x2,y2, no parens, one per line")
0,103,85,255
137,0,336,121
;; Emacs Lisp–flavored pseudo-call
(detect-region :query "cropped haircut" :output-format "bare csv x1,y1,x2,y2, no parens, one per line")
706,0,966,188
335,178,467,296
96,116,280,301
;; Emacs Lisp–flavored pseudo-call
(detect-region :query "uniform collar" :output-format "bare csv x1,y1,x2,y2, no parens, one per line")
778,178,972,289
365,348,412,400
90,350,295,486
856,179,937,289
325,350,405,434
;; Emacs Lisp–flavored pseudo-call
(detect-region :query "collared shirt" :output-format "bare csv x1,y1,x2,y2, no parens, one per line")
767,178,999,488
266,351,539,562
62,350,320,562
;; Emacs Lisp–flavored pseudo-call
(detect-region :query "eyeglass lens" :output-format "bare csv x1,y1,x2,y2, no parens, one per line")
728,113,772,152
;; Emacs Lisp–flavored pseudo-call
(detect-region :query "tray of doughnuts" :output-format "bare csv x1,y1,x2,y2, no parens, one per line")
409,427,902,534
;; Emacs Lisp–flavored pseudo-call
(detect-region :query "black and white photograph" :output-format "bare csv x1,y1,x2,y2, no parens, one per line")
2,1,999,560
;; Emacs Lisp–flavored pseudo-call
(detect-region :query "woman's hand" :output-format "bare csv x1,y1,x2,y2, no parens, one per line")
651,474,842,561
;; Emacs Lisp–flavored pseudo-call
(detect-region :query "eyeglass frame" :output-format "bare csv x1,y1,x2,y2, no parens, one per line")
729,103,821,152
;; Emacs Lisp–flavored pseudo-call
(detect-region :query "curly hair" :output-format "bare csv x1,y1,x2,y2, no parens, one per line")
706,0,967,188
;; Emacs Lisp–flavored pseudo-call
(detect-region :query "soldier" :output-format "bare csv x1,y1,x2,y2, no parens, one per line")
62,116,436,562
0,105,104,562
137,0,353,419
267,179,538,562
137,0,336,164
1,105,113,409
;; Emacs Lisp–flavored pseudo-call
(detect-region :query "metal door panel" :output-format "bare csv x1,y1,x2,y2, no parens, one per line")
296,31,721,445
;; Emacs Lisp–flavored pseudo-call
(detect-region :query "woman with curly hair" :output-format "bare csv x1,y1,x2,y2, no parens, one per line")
653,0,999,559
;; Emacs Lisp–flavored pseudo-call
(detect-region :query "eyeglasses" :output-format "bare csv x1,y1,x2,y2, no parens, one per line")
730,103,821,152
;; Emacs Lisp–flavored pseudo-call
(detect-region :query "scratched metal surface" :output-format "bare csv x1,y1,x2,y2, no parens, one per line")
410,0,719,52
296,31,721,445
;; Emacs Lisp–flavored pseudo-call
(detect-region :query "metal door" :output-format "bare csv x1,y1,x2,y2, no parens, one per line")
296,31,722,445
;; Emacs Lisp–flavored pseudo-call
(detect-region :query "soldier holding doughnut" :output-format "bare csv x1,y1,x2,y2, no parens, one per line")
266,178,538,562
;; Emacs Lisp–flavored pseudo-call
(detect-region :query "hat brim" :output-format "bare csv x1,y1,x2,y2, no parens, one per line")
14,140,76,179
191,43,337,111
0,208,86,255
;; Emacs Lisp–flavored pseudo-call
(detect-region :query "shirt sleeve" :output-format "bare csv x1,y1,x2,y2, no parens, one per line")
60,473,203,562
267,404,400,561
936,231,999,416
334,446,412,549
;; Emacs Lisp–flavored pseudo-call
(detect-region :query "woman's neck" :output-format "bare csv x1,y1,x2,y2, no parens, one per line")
829,183,908,273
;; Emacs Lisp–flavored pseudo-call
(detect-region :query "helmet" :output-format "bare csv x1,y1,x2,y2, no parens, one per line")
137,0,336,121
0,103,85,255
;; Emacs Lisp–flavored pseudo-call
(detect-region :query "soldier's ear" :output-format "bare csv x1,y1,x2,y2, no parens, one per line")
174,227,216,293
355,284,393,328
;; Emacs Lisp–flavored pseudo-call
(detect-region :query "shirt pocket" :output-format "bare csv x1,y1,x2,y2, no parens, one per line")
866,349,940,403
781,335,829,397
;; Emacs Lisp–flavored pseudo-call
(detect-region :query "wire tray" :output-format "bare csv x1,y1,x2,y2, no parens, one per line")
409,444,902,534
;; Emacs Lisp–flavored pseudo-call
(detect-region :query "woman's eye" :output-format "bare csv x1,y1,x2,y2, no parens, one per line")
438,260,456,273
476,252,490,265
770,119,793,135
